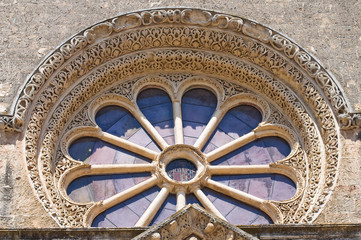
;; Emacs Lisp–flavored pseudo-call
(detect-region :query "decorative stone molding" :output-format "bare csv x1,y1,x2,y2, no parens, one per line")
133,204,259,240
0,8,344,228
0,8,356,131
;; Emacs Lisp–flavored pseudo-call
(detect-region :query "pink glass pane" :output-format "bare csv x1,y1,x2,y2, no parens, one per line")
166,159,197,182
212,174,296,202
203,188,273,225
150,194,177,225
95,105,161,152
202,105,262,153
92,186,160,227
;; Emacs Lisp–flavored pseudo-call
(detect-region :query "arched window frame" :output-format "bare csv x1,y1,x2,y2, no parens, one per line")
58,76,302,226
0,8,348,227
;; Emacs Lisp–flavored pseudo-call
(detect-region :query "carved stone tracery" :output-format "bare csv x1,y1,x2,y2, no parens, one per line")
0,8,344,228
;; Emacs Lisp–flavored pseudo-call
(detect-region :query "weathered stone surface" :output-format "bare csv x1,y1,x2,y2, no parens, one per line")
0,0,360,229
0,132,56,228
241,224,361,239
0,228,145,240
0,225,360,239
0,1,360,113
316,130,361,224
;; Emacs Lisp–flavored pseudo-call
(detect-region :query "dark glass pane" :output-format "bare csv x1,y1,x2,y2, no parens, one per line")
67,173,151,203
166,159,197,182
137,89,174,145
212,174,296,201
182,88,217,145
203,105,262,153
95,105,128,132
150,194,177,225
202,188,273,225
92,186,160,227
68,137,97,162
211,137,291,165
95,105,161,152
186,193,203,207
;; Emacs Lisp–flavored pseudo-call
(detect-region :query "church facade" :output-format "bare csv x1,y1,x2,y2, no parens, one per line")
0,3,361,239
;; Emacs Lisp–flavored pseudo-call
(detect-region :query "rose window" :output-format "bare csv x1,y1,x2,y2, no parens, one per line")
61,85,298,228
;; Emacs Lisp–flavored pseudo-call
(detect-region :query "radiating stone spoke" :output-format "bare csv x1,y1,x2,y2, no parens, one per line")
135,110,169,150
99,131,158,160
192,187,226,221
209,164,298,185
206,178,284,224
102,176,158,208
206,131,256,162
206,125,279,162
86,176,158,226
209,165,284,175
176,188,186,211
90,164,153,174
206,178,264,209
62,164,154,188
194,109,223,150
173,100,184,144
135,185,170,227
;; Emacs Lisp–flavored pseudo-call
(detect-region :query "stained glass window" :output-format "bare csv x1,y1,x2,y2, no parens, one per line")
66,88,296,227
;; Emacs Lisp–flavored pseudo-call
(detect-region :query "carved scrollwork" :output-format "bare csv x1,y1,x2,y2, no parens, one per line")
0,8,354,131
27,50,337,226
0,8,343,228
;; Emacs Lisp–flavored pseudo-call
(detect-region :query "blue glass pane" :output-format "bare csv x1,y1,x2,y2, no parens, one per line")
150,194,177,225
67,173,151,203
166,159,197,181
95,105,161,152
203,105,262,153
186,193,203,207
182,88,217,145
92,186,160,227
212,174,296,201
95,106,128,132
68,137,97,162
68,138,151,165
211,136,291,165
137,89,175,145
203,188,273,225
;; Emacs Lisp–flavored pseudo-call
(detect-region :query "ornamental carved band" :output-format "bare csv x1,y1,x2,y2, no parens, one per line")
0,8,344,227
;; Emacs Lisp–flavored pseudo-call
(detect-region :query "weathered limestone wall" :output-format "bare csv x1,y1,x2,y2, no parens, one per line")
0,0,360,227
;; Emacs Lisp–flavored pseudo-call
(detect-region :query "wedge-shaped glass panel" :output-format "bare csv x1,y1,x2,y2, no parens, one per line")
203,105,262,153
92,186,160,227
137,89,175,145
95,105,161,152
67,173,152,203
150,194,177,225
203,188,273,225
210,137,291,165
212,174,296,201
182,88,217,145
69,138,152,165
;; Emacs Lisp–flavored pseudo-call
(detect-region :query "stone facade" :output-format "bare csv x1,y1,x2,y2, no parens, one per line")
0,0,360,234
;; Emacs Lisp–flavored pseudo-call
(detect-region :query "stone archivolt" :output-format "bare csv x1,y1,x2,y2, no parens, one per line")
0,8,344,227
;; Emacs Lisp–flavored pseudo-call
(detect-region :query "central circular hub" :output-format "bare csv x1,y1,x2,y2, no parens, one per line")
155,144,208,193
166,159,197,182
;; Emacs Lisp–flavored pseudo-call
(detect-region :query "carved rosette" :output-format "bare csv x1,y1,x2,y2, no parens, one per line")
0,8,343,227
